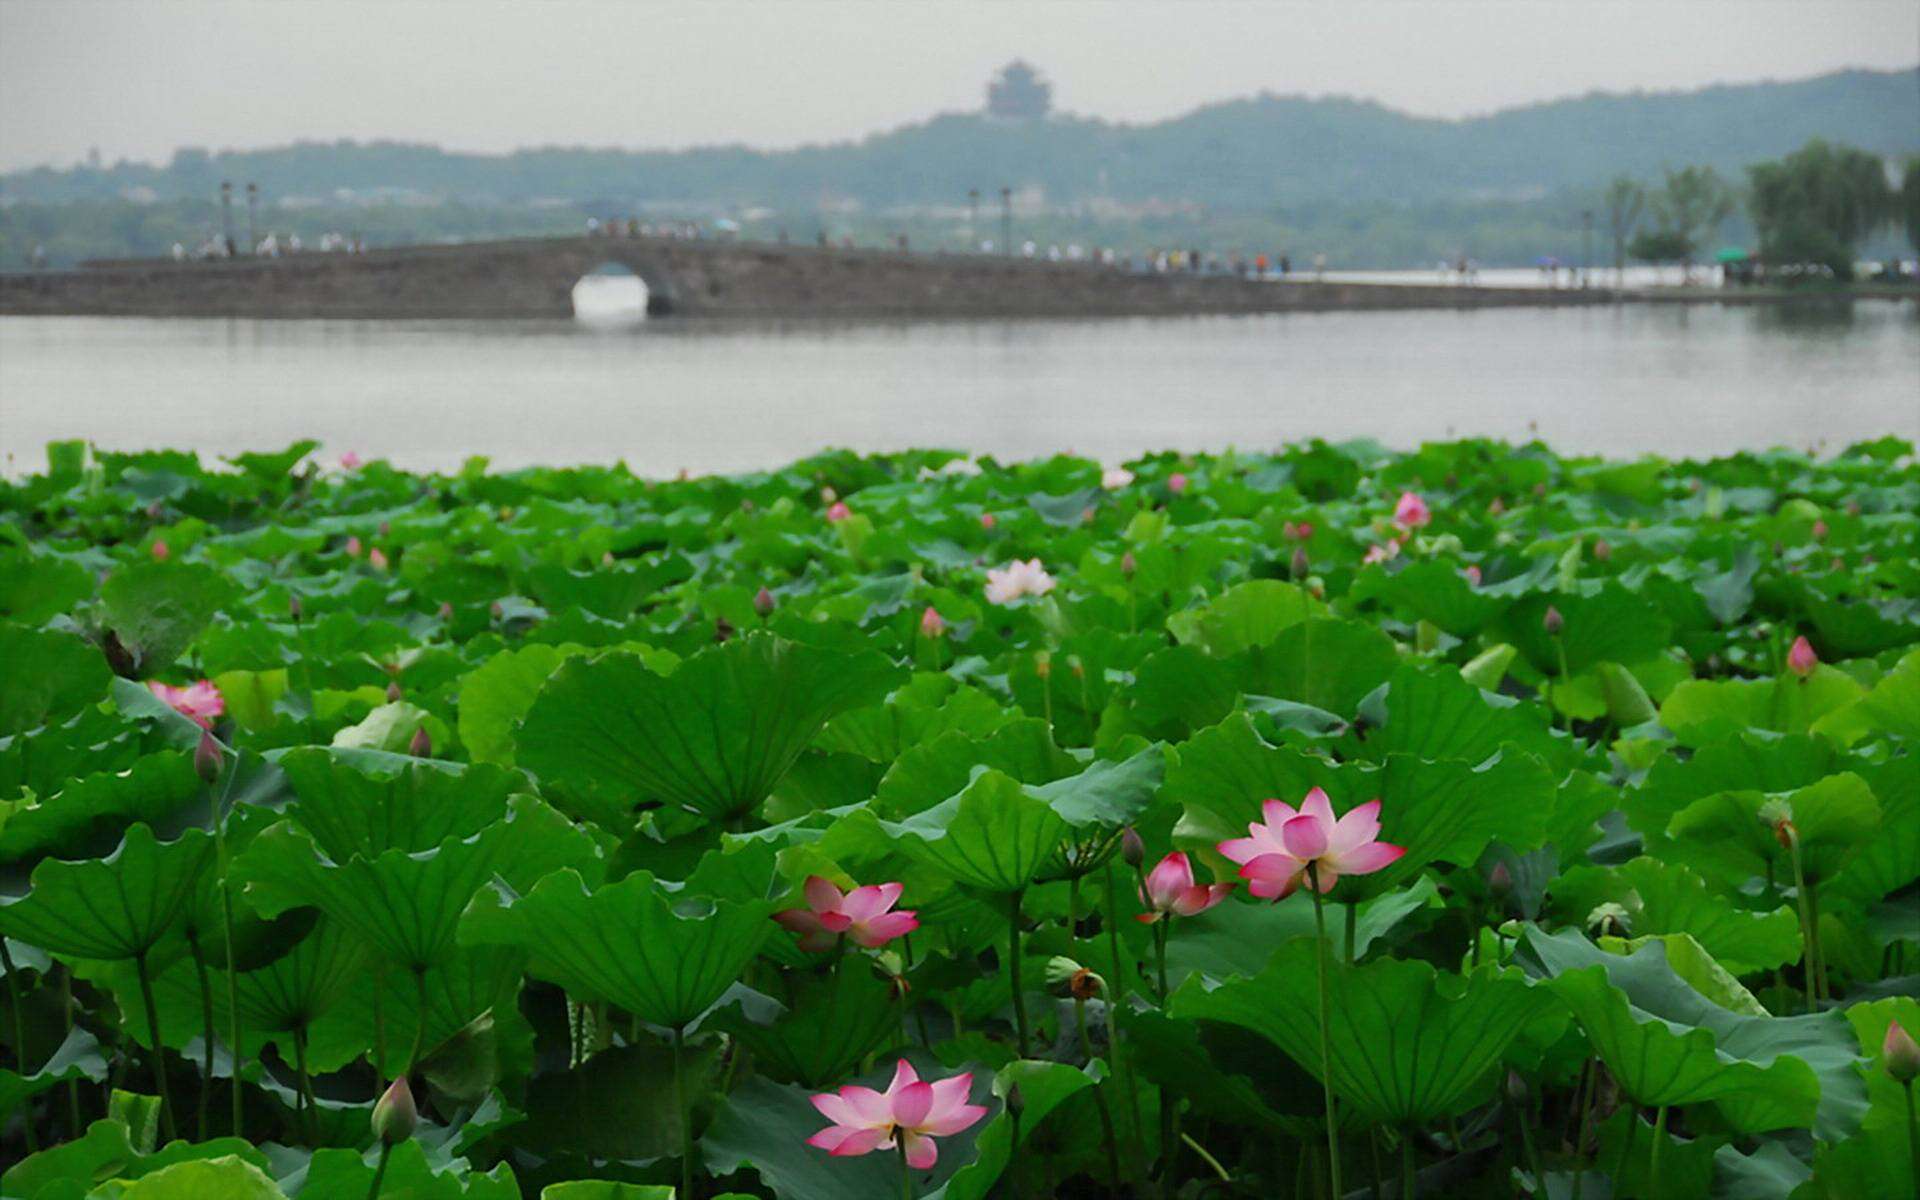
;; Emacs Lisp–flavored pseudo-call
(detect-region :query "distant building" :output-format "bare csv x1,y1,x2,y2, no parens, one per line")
986,61,1052,121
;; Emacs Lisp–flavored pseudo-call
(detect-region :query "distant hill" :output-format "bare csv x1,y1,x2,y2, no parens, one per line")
4,67,1914,212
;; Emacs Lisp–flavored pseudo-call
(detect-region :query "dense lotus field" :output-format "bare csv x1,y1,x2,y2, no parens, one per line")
1,437,1917,1200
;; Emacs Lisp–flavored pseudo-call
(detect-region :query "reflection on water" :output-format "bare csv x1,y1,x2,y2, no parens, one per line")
2,302,1915,475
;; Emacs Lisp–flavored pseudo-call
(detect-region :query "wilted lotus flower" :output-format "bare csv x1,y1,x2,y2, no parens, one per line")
826,501,852,523
1102,466,1135,490
371,1075,417,1145
339,451,363,470
1218,787,1406,899
807,1059,988,1168
345,536,363,558
1884,1021,1920,1083
984,558,1056,605
148,680,224,730
1136,852,1233,924
919,605,946,639
1393,491,1431,530
1787,636,1818,678
150,539,171,561
1168,472,1189,494
775,876,919,952
753,586,777,616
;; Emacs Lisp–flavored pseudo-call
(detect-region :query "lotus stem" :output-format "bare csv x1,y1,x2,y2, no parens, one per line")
1647,1106,1668,1200
1788,843,1818,1012
371,963,387,1078
0,939,37,1150
1805,882,1828,1000
1515,1093,1545,1186
133,949,178,1144
294,1024,316,1144
62,965,81,1136
1181,1131,1232,1183
1569,1059,1596,1200
1401,1127,1417,1198
1007,889,1031,1057
208,747,244,1135
897,1134,914,1200
364,1140,393,1200
1903,1082,1918,1200
899,932,932,1049
407,966,429,1071
190,935,214,1140
1070,875,1122,1195
1612,1106,1640,1197
1103,861,1148,1178
673,1023,697,1200
1308,867,1343,1199
1345,901,1358,965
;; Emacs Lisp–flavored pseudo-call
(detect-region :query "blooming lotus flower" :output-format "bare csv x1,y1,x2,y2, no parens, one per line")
1218,787,1405,899
920,605,946,639
1136,852,1232,924
826,501,852,522
150,539,170,561
1168,472,1189,494
1362,540,1400,565
339,451,363,470
1101,466,1135,490
808,1059,988,1168
1393,491,1431,529
1787,636,1818,678
775,876,918,952
149,680,224,730
984,558,1056,605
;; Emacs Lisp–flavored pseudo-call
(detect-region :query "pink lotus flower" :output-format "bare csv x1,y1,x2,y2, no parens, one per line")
150,539,170,561
1136,852,1232,924
339,451,363,470
1393,491,1431,530
345,536,363,558
148,680,224,729
1788,636,1818,678
1362,540,1400,565
919,605,946,639
826,501,852,523
808,1059,988,1168
1285,521,1315,541
1463,564,1483,586
368,547,389,572
1101,466,1135,490
774,876,919,952
1811,519,1829,541
979,512,997,530
1218,787,1406,899
1168,472,1189,494
984,558,1056,605
1885,1020,1920,1083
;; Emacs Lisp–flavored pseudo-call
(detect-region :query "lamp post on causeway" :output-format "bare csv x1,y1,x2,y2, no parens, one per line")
1581,209,1594,289
968,188,979,251
1000,186,1012,257
220,182,234,255
247,183,259,253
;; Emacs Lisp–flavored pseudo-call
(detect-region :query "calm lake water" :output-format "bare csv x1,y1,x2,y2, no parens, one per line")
2,303,1916,475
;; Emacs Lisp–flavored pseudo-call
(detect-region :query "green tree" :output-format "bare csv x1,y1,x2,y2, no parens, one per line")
1628,229,1692,269
1601,175,1646,284
1746,139,1895,281
1651,165,1737,278
1900,157,1920,255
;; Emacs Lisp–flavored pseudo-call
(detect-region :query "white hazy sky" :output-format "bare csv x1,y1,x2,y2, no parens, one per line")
2,0,1915,171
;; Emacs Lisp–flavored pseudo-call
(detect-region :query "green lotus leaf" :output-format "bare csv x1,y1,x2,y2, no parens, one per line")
1241,617,1400,717
1660,668,1866,747
1367,662,1553,766
708,962,903,1087
1667,772,1879,886
0,751,202,869
0,1025,108,1122
274,747,519,859
0,1117,268,1200
1166,579,1320,655
92,1155,286,1200
234,794,596,972
304,943,529,1075
1129,644,1242,737
0,624,112,736
229,917,370,1037
0,823,211,964
1513,926,1867,1138
1827,757,1920,907
516,633,905,826
872,720,1076,819
887,770,1069,894
1500,584,1673,677
460,867,773,1029
1171,942,1551,1123
1549,857,1802,976
0,549,94,625
1816,646,1920,744
454,642,593,767
295,1140,520,1200
539,1184,676,1200
100,561,232,677
1165,875,1441,983
1351,558,1507,636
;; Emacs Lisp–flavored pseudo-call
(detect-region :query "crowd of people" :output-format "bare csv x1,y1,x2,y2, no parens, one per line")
170,231,367,261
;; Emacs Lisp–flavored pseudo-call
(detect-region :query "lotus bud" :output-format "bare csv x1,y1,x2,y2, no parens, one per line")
1120,550,1137,579
1787,636,1818,678
437,601,454,621
1081,506,1096,525
194,730,223,786
1168,472,1188,494
1811,519,1828,541
372,1075,418,1145
345,536,363,558
1543,605,1564,636
378,520,391,538
289,594,303,622
920,606,946,639
753,586,776,617
715,615,735,643
1773,816,1799,853
1290,545,1310,579
1830,557,1844,572
102,629,137,679
151,539,170,561
1463,564,1483,586
1005,1083,1024,1116
386,681,403,703
1306,576,1326,600
369,547,390,572
1120,827,1145,868
740,499,755,513
1488,497,1505,516
1592,539,1611,561
1884,1021,1920,1084
1504,1069,1529,1105
1033,654,1051,680
407,726,431,758
980,512,996,530
1487,861,1512,899
603,550,616,565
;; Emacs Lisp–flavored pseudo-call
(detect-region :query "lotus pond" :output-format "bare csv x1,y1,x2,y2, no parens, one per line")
1,437,1917,1200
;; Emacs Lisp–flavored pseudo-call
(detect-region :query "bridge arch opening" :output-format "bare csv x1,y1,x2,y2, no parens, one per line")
571,261,650,326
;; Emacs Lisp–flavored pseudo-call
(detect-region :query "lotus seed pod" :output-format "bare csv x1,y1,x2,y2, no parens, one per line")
372,1075,417,1145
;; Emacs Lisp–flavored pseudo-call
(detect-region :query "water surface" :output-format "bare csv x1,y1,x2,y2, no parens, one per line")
2,303,1914,475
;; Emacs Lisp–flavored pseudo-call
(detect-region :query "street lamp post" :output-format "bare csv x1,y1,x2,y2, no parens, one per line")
1000,186,1012,257
1581,209,1594,289
247,183,259,253
968,188,979,251
220,182,234,255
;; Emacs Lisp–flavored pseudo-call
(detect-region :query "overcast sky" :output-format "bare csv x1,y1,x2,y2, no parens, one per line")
2,0,1915,171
